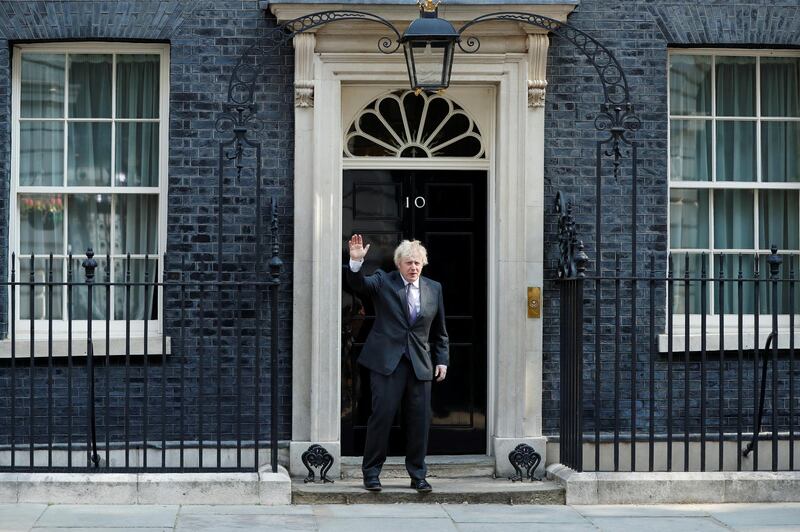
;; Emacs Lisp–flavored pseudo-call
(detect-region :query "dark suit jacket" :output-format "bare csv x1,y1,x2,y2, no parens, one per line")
346,267,449,381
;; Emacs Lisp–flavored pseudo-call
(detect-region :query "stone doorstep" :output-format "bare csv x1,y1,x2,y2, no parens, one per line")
547,463,800,505
339,455,496,479
0,467,291,505
293,477,565,504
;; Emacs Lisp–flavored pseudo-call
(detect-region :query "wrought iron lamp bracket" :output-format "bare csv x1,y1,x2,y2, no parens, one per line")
219,11,403,179
456,12,641,170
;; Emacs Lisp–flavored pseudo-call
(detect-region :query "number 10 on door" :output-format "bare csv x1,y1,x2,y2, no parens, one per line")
405,196,426,208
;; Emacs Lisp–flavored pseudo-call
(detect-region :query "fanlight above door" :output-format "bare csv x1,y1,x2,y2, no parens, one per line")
344,90,485,158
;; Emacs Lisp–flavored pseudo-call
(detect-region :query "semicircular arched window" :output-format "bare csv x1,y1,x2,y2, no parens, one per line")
344,90,485,158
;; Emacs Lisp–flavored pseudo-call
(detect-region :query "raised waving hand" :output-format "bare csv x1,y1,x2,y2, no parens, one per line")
349,234,371,261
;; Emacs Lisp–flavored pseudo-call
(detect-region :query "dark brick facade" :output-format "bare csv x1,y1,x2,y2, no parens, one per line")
542,0,800,435
1,0,799,454
0,0,295,448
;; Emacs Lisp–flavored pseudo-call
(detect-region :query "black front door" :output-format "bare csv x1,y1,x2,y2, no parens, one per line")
341,169,487,455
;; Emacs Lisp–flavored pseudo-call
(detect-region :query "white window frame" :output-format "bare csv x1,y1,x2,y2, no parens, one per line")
665,48,800,352
5,42,169,356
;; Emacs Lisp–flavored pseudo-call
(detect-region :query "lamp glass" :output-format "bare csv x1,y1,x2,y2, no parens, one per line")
404,40,455,91
416,42,445,87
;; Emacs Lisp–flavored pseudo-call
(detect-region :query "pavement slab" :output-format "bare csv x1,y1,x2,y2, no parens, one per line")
315,517,457,532
698,503,800,528
0,504,47,532
175,513,315,531
4,502,800,531
31,529,172,532
588,516,730,532
733,528,800,532
33,505,179,529
455,524,599,532
178,504,313,515
442,503,589,524
313,503,449,518
573,504,712,517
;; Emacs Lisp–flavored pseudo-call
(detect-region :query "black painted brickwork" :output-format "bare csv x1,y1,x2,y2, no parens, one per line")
2,0,800,451
0,1,295,448
543,0,800,436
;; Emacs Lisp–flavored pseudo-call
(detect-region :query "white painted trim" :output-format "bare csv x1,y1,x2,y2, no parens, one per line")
668,48,800,58
8,43,170,340
342,158,490,170
339,82,498,453
282,0,560,463
658,330,800,353
0,333,171,359
343,89,487,159
270,3,577,29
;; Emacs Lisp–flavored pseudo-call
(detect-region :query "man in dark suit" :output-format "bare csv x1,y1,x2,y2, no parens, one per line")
346,234,449,493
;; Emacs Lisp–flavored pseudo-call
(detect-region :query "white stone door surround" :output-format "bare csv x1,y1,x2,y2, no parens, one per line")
271,2,578,478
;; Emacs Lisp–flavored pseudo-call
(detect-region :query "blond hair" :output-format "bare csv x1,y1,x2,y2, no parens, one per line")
393,240,429,267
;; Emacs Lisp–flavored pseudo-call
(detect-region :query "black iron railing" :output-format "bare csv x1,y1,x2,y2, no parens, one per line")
557,240,799,473
0,247,282,473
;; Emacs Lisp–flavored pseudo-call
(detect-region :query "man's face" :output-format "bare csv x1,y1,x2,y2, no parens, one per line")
398,255,423,283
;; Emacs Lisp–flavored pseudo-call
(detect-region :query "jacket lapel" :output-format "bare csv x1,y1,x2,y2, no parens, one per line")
418,277,432,321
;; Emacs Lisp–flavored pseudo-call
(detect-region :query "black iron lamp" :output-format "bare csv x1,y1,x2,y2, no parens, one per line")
400,0,460,93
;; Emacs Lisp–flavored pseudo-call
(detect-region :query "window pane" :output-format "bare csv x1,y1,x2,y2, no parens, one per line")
761,122,800,182
670,253,707,314
116,54,160,119
761,57,800,117
759,190,799,250
21,53,64,118
115,195,158,254
19,122,63,186
670,55,711,116
714,254,756,314
116,123,159,186
714,189,755,249
19,194,64,254
716,121,756,182
19,257,63,320
68,257,108,320
68,54,111,118
68,122,111,186
670,119,711,181
114,258,159,320
716,56,756,116
670,189,709,249
67,194,111,256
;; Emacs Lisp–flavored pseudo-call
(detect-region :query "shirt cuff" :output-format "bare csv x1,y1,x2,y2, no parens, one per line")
349,259,363,272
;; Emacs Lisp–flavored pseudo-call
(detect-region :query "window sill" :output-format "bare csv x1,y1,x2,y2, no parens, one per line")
0,335,172,359
657,330,800,353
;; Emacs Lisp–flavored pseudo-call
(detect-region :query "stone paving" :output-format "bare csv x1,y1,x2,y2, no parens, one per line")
2,503,800,531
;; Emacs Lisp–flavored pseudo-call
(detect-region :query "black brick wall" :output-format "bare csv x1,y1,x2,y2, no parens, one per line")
543,0,800,436
0,0,295,448
2,0,799,452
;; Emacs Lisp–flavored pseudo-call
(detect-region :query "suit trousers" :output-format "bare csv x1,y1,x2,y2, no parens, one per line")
362,356,432,481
